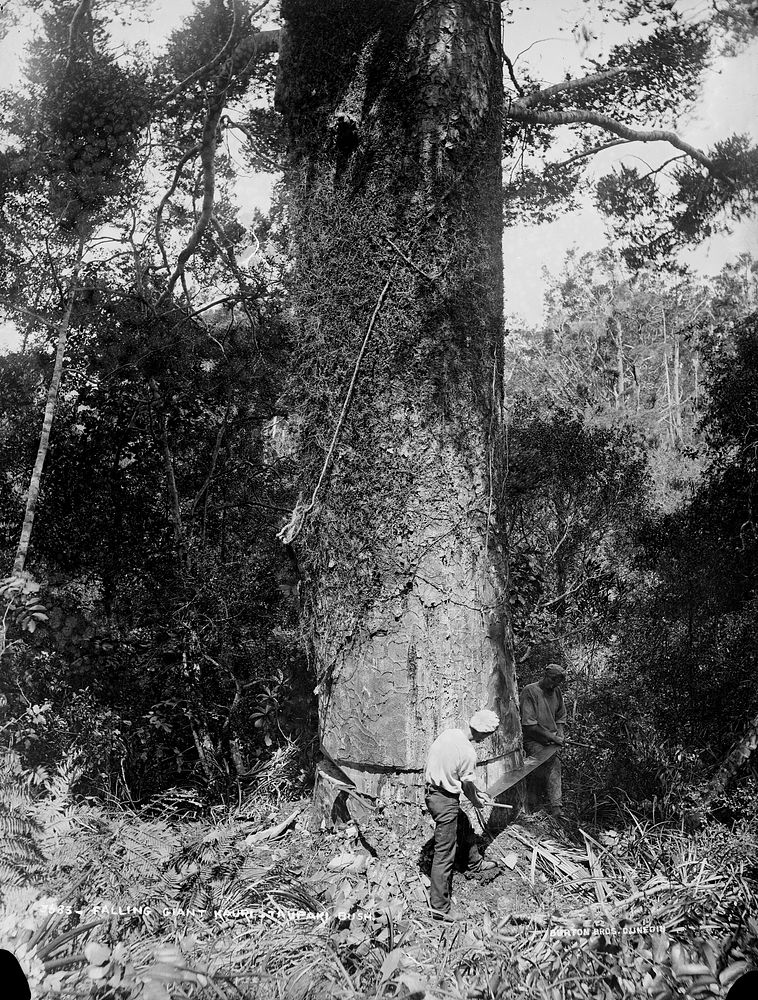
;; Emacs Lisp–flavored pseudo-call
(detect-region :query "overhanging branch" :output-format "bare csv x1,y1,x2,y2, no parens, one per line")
228,28,281,75
508,105,716,172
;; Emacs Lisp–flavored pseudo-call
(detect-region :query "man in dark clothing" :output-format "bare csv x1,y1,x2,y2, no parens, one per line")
519,663,567,818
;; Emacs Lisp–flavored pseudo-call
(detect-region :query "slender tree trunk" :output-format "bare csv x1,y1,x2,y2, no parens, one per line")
661,308,675,446
663,356,675,446
632,363,641,414
671,333,683,443
13,240,84,575
614,318,625,411
149,378,187,570
277,0,520,824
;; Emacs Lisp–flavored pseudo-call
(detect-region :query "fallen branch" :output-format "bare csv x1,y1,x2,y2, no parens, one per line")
245,806,301,844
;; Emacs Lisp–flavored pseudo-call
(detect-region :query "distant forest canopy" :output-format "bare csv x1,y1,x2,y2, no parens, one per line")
0,0,757,819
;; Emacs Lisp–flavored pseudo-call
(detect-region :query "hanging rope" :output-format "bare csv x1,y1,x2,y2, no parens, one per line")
277,272,394,545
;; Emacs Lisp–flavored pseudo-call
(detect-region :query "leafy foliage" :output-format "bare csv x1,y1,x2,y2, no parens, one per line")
0,0,314,799
597,137,758,269
501,252,758,827
2,2,151,230
0,296,312,797
503,8,758,263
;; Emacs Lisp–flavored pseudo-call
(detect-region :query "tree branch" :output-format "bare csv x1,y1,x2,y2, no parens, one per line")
154,142,202,275
508,106,716,172
57,0,92,94
210,214,261,329
191,403,232,520
149,379,186,569
223,117,281,172
164,0,241,102
157,294,248,324
158,101,225,305
536,573,604,612
0,302,58,330
518,66,641,108
155,26,280,309
503,52,524,97
552,139,627,168
228,28,281,75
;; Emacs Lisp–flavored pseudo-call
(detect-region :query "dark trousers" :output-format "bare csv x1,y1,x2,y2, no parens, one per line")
524,740,563,815
425,788,482,913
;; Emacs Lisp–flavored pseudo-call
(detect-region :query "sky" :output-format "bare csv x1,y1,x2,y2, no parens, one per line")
0,0,756,350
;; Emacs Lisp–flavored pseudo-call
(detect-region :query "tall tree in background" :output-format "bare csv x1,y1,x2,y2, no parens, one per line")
0,1,293,795
1,1,149,573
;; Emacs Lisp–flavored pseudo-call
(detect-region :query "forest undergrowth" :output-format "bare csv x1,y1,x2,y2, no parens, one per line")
2,742,757,1000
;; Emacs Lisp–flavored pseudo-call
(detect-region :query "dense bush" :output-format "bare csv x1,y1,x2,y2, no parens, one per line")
561,312,758,818
0,298,316,801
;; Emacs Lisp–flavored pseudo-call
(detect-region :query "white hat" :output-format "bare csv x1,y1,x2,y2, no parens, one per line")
469,709,500,734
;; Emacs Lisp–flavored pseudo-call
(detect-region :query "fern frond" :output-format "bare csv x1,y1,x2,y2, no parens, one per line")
0,788,34,814
0,812,40,838
118,830,166,871
0,835,44,864
0,860,31,887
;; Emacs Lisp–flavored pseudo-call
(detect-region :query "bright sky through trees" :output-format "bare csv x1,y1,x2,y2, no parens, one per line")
0,0,756,350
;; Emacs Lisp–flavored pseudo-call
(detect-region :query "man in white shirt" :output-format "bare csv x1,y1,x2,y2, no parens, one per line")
424,709,500,919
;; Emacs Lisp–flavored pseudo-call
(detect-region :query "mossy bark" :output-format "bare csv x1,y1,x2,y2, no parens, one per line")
277,0,521,821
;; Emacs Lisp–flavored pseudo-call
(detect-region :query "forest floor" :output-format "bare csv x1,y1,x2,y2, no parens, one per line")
2,748,758,999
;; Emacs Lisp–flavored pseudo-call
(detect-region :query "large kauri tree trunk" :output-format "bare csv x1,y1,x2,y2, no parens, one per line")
277,0,521,828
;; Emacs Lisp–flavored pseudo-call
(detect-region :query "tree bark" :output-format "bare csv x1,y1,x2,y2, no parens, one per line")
277,0,520,826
